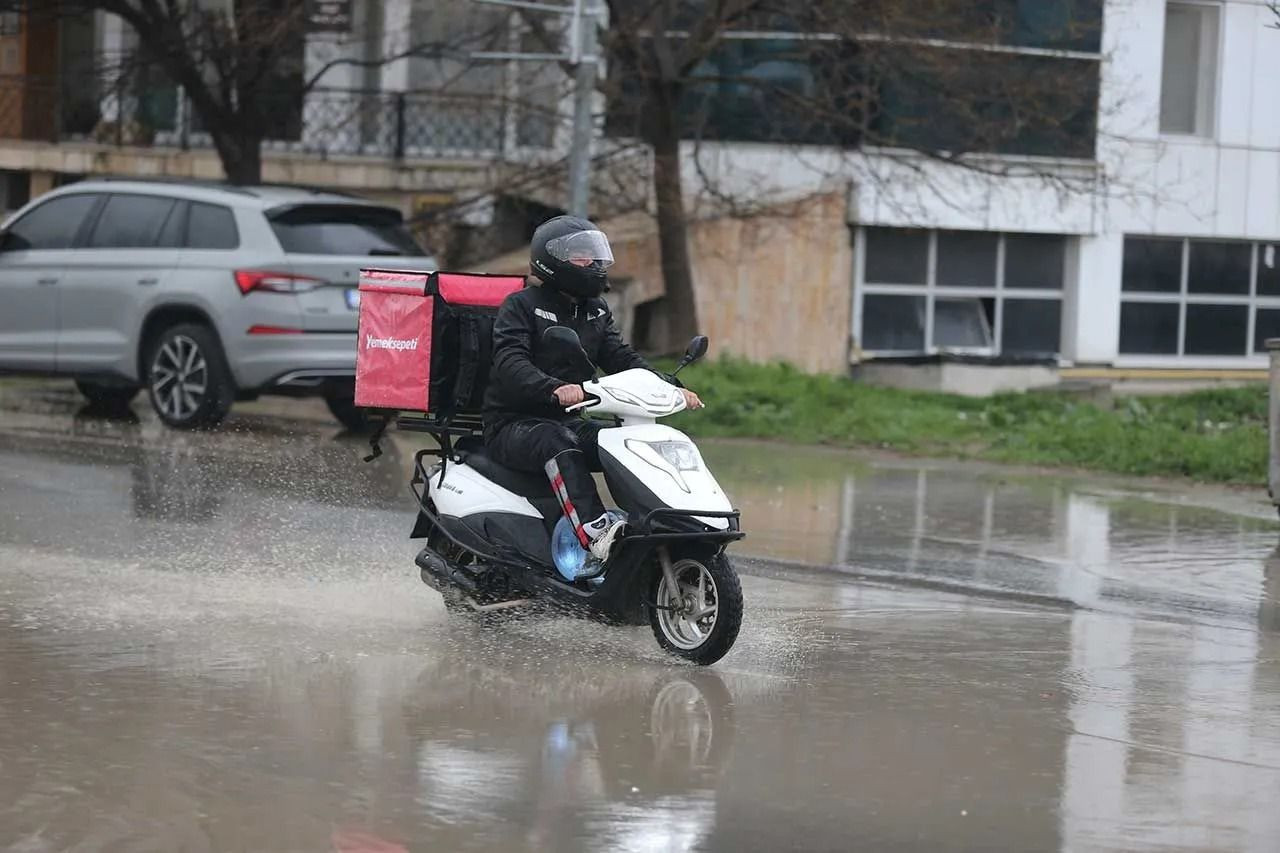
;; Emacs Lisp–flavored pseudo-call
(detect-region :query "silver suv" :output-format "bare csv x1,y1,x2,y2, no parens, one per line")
0,179,436,429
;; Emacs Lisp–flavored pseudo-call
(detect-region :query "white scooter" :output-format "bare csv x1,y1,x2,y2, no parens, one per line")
405,328,744,665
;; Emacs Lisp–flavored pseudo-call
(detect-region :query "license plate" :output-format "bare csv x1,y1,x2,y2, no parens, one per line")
345,288,360,310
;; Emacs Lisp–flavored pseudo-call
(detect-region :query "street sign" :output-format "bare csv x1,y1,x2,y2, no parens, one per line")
306,0,353,34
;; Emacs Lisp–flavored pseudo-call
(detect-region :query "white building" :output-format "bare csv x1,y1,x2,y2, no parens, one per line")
664,0,1280,376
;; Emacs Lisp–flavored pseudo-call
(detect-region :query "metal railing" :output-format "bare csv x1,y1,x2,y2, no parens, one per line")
0,76,559,163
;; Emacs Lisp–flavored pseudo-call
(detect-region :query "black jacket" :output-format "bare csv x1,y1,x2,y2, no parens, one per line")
483,283,650,431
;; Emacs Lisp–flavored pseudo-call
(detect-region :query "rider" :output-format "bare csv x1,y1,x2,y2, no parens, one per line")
483,215,702,563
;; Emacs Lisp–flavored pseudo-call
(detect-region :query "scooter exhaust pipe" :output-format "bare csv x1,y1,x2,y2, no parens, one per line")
415,546,479,593
415,545,534,613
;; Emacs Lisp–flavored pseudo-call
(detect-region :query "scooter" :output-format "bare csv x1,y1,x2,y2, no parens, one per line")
402,328,745,665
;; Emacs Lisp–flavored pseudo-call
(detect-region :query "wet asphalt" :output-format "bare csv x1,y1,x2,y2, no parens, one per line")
1,380,1279,852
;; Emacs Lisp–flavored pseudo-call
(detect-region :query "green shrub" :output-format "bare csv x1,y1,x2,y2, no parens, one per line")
662,358,1268,484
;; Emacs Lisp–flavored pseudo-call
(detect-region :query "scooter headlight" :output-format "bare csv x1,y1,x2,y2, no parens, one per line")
624,439,701,492
653,440,700,471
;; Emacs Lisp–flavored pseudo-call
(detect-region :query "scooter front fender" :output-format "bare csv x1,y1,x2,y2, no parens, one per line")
597,424,733,530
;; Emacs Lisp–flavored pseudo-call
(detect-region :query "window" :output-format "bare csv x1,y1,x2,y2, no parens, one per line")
1120,303,1179,355
1,194,99,251
1122,237,1182,293
1259,243,1280,296
936,232,997,288
186,203,239,250
607,11,1104,160
1187,241,1248,295
858,227,1066,358
87,195,177,248
1160,2,1219,136
268,204,423,256
863,294,925,351
1119,235,1280,357
865,228,927,284
1004,235,1066,290
0,12,20,36
872,50,1100,159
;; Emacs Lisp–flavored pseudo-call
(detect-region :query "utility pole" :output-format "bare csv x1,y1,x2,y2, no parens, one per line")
473,0,600,218
567,0,597,217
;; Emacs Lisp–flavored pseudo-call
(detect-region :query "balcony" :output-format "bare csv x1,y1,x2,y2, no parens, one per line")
0,75,560,171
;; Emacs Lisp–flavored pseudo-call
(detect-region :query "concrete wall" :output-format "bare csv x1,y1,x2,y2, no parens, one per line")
690,193,853,373
854,362,1061,397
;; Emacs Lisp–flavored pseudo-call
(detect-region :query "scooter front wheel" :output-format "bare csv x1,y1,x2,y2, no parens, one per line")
649,553,743,665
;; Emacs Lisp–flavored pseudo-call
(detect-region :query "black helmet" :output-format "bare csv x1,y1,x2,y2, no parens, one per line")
529,215,614,298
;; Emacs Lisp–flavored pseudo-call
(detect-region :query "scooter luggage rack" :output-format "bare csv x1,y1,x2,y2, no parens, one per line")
361,409,485,463
395,411,484,475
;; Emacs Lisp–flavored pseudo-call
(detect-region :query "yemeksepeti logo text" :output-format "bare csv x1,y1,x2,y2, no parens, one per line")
365,334,419,351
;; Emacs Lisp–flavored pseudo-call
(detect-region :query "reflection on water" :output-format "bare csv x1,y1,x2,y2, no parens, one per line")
1059,611,1280,852
3,388,1280,851
405,655,737,852
707,443,1280,629
3,585,1278,852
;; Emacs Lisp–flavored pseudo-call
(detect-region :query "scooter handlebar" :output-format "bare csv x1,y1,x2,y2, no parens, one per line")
564,393,601,413
549,387,601,412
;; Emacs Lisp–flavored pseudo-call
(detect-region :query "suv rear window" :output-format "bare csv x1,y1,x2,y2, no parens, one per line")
187,202,239,250
267,204,423,256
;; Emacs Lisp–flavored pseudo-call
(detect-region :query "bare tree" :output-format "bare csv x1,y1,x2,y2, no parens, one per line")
589,0,1107,346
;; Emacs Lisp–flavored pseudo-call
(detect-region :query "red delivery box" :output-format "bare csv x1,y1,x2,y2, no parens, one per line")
355,269,524,415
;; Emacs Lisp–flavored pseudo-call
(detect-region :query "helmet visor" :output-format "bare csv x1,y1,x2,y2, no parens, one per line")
545,230,614,269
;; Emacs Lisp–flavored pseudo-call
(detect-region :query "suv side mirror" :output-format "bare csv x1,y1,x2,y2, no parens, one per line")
673,335,709,375
0,230,26,253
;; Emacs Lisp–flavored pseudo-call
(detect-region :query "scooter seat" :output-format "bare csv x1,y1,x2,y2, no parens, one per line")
455,437,553,503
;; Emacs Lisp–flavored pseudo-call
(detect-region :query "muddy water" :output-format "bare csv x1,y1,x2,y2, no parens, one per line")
1,385,1279,851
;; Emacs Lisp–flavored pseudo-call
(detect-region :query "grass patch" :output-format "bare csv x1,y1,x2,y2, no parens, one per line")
662,358,1269,484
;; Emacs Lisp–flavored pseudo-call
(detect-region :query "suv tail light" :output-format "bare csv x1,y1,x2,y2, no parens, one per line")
234,270,321,295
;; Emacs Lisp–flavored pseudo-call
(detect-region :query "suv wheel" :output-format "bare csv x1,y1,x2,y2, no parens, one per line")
145,323,234,429
75,380,140,408
324,392,374,432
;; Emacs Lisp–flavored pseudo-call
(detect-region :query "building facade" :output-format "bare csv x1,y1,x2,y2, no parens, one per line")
647,0,1280,374
0,1,562,218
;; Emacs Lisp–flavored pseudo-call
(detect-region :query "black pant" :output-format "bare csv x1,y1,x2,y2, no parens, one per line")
485,417,608,522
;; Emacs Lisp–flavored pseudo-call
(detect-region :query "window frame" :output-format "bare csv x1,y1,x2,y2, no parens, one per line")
1158,0,1222,139
1118,236,1280,363
853,226,1067,360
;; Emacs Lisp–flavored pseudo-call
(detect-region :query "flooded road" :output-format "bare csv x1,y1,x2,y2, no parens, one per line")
2,381,1279,852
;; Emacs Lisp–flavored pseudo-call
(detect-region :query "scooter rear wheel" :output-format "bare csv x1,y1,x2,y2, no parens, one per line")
648,553,743,665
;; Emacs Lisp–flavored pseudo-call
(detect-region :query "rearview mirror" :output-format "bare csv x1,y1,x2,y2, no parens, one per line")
542,325,596,377
684,336,709,363
673,335,709,375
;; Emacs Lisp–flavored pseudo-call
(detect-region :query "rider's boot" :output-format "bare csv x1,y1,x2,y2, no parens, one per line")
584,515,626,562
